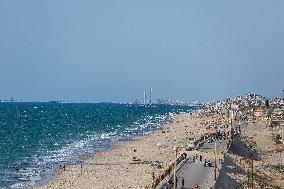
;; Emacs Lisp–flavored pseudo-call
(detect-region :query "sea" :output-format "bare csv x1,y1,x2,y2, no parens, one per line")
0,102,200,189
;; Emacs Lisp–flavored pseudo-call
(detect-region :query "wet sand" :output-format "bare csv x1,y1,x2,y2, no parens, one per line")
35,112,224,189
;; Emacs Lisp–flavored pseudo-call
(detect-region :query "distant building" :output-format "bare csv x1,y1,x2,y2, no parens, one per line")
254,108,267,118
272,108,284,118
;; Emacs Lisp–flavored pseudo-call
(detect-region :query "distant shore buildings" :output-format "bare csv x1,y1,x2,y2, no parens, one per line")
205,89,284,127
0,97,18,103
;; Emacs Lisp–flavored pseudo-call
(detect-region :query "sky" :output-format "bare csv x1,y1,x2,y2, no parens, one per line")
0,0,284,102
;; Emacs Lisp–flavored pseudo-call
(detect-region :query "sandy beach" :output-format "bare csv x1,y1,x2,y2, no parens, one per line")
35,112,224,189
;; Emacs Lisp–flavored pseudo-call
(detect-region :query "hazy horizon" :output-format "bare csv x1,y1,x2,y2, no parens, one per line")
1,1,284,102
0,90,280,103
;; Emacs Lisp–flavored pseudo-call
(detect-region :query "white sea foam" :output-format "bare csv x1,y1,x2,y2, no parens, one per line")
1,105,196,189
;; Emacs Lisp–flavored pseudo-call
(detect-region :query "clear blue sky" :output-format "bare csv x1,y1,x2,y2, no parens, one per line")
0,0,283,102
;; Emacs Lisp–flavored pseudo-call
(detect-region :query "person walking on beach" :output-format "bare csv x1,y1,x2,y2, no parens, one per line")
199,155,202,162
183,153,187,160
175,177,178,188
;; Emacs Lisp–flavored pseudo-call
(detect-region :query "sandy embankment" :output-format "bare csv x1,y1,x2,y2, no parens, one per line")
216,120,284,188
36,112,223,189
241,121,284,188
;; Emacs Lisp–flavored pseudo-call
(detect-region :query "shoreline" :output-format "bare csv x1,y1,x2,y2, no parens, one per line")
30,115,173,189
34,110,223,189
30,111,183,188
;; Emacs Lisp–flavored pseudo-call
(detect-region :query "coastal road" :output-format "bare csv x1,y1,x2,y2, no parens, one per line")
176,159,214,189
199,138,228,153
162,138,229,189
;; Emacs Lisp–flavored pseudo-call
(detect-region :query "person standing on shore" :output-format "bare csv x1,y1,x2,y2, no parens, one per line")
183,153,187,160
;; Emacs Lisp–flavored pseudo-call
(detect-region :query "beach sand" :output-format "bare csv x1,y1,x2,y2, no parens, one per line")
35,112,223,189
216,120,284,188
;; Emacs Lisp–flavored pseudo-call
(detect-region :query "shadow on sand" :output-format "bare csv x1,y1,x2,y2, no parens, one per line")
214,136,255,189
214,136,279,189
213,154,243,189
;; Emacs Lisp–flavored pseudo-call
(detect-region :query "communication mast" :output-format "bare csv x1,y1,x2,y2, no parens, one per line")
144,90,147,104
149,86,152,104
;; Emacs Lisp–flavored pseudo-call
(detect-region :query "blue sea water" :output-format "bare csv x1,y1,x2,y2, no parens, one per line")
0,102,199,189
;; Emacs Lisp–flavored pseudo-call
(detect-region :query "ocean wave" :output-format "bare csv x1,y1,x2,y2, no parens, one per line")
0,103,197,189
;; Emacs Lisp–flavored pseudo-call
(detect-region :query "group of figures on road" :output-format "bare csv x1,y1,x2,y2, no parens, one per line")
164,132,229,189
165,176,200,189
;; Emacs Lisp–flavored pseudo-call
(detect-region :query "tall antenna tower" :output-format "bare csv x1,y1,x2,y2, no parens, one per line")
144,90,147,104
149,86,152,104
